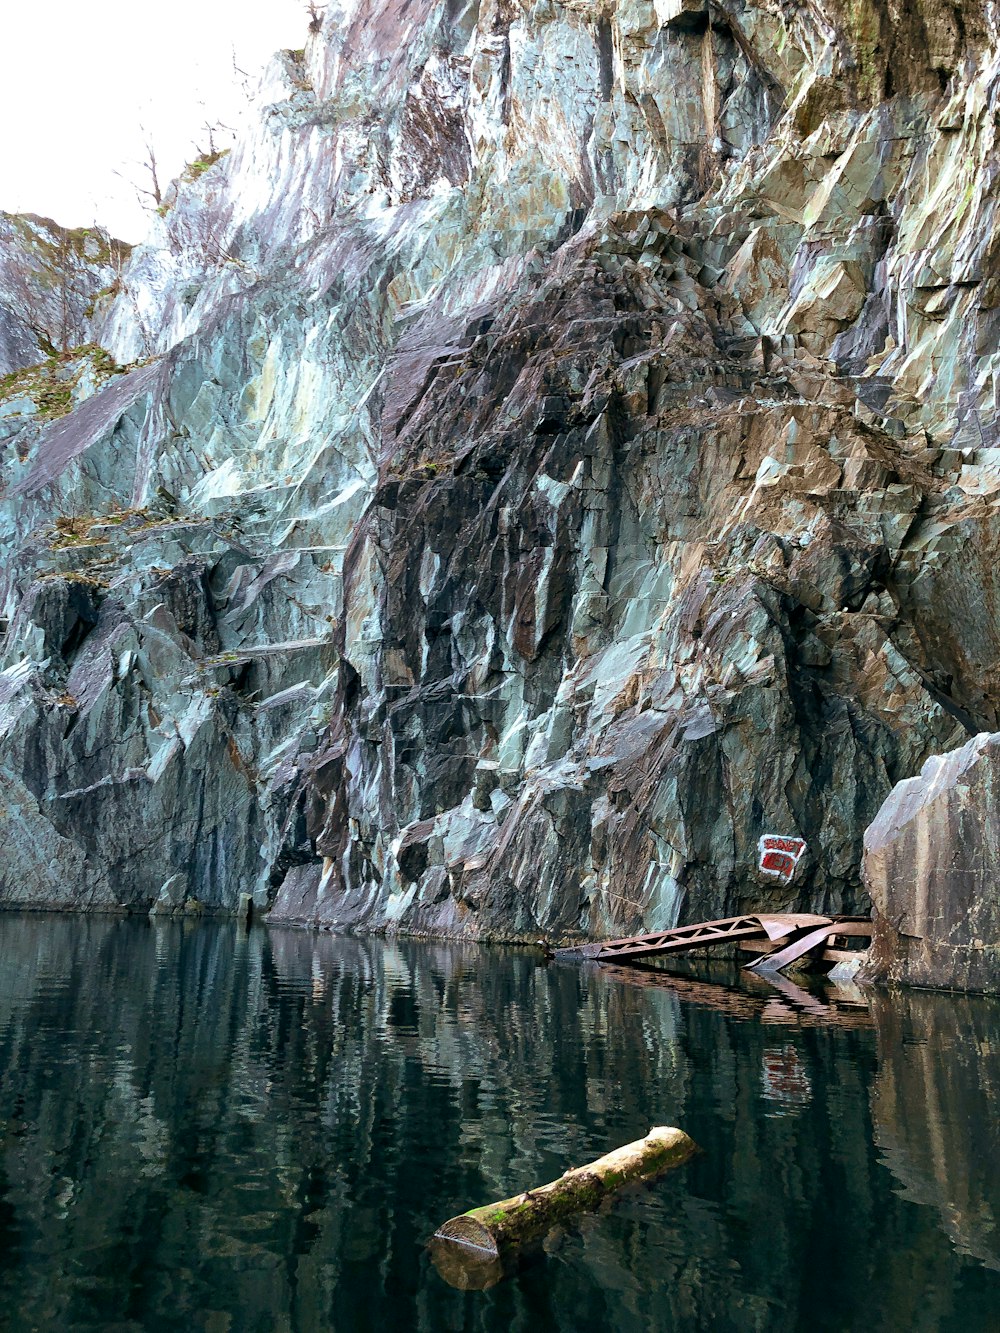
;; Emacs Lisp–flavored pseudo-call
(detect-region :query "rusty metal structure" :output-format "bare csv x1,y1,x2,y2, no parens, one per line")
553,913,872,977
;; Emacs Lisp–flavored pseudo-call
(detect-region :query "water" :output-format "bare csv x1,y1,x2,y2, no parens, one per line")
0,917,998,1332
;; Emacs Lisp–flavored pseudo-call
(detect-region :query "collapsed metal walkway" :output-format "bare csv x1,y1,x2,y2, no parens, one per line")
553,913,872,976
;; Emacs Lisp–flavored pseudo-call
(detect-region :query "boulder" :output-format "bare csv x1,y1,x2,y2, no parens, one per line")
862,732,1000,992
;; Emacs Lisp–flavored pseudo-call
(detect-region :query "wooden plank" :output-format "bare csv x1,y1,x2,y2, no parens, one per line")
745,923,839,974
740,940,866,965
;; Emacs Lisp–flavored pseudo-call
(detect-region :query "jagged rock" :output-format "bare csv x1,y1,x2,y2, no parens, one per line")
0,214,129,375
1,2,1000,970
862,732,1000,992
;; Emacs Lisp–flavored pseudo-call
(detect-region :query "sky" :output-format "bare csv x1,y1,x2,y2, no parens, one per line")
1,2,309,242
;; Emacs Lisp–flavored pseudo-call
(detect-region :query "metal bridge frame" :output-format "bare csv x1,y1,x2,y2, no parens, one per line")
554,913,872,976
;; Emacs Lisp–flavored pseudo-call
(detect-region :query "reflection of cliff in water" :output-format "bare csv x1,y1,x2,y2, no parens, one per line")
871,990,1000,1275
1,917,999,1330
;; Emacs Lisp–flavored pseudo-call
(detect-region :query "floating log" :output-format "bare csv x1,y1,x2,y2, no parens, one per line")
429,1126,697,1287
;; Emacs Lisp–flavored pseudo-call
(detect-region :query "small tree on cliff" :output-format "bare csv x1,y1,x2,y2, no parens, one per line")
304,2,325,34
115,131,163,213
136,135,163,210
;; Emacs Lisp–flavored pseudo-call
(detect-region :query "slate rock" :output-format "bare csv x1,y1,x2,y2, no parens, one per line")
862,733,1000,992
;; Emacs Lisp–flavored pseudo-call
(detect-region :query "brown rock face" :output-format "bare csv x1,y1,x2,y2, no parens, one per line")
295,202,977,939
862,733,1000,991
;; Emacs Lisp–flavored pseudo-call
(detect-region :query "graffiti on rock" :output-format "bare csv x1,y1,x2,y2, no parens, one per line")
758,835,807,881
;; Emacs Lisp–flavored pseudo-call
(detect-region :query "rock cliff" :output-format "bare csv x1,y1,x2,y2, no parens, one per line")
3,1,1000,944
863,730,1000,990
0,214,129,375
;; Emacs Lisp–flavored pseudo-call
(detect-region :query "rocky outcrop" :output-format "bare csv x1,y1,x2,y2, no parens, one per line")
3,2,1000,946
0,214,130,375
862,732,1000,991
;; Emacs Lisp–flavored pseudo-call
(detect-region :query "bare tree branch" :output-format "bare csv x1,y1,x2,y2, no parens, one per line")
115,130,163,211
304,2,326,34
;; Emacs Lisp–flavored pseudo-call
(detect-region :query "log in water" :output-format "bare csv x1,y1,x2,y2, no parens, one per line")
430,1126,697,1287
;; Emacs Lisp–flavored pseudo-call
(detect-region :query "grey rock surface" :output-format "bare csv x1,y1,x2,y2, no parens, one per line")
1,1,1000,956
862,732,1000,991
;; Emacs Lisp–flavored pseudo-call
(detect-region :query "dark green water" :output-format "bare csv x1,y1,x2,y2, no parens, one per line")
1,917,999,1332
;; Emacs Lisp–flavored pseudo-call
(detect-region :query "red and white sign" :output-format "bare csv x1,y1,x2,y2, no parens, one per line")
758,834,807,881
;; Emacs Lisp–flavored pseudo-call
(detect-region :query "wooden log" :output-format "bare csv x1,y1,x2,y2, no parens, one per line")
431,1126,697,1278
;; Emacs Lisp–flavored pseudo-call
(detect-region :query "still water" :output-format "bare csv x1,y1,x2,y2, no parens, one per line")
0,915,999,1332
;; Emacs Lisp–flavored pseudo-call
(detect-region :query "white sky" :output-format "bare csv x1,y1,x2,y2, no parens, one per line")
1,2,309,243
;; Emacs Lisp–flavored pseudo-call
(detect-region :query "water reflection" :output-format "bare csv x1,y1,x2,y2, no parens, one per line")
760,1044,812,1113
871,990,1000,1277
0,915,997,1331
583,960,874,1029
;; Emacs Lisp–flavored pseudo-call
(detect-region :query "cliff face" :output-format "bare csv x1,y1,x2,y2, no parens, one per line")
0,214,129,375
2,1,1000,937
